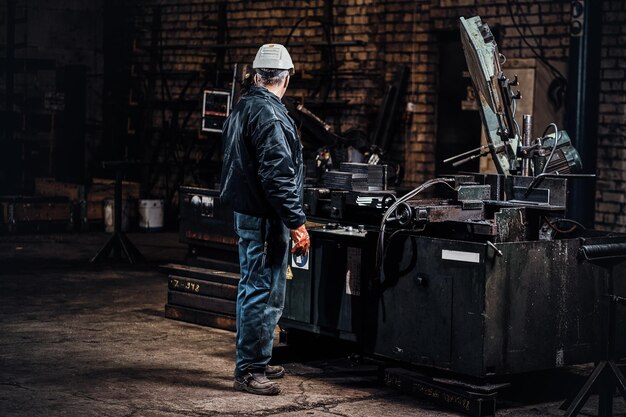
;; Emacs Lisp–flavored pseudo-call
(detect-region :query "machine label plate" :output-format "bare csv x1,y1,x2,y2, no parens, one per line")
291,252,310,270
441,249,480,264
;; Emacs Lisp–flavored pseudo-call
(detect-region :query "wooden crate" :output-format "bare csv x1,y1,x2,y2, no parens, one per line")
34,178,85,201
28,178,142,229
0,197,72,232
88,178,140,202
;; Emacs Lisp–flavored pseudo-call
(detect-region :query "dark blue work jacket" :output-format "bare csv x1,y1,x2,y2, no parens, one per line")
220,86,306,229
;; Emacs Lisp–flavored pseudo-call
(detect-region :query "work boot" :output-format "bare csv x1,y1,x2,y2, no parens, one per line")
265,364,285,379
234,373,281,395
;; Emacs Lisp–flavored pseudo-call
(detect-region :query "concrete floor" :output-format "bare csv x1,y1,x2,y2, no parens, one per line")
1,232,624,417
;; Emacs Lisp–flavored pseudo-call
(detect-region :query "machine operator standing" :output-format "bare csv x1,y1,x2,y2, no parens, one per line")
220,44,310,396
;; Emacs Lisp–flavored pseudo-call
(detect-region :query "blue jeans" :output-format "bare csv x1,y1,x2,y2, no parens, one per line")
233,212,289,377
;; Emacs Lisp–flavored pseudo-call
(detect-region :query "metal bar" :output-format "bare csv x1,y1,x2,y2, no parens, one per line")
522,114,532,176
113,169,123,259
148,41,365,51
118,232,135,264
444,145,487,164
486,241,503,256
563,361,607,416
90,234,116,263
608,269,616,361
212,40,365,48
451,150,489,167
608,362,626,399
114,170,122,234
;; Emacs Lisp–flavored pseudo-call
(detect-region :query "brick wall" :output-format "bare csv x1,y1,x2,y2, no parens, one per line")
126,0,625,230
595,0,626,232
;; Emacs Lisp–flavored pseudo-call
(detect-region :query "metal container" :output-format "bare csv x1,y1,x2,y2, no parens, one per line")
371,234,626,377
281,225,377,342
103,198,133,233
138,199,164,232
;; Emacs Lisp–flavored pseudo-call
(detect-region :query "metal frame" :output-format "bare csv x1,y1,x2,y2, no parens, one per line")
201,89,231,133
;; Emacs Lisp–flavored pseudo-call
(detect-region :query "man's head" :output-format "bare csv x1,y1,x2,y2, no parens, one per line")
252,44,294,98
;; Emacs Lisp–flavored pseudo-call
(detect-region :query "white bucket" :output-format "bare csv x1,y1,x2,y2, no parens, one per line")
103,198,132,233
138,199,164,232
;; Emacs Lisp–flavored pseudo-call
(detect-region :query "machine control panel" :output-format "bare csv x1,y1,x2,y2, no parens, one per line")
314,223,368,237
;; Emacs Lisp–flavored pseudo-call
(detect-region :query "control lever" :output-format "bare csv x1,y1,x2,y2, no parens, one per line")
444,144,504,167
487,241,503,257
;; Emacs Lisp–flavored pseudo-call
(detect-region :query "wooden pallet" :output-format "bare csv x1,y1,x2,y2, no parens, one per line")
34,177,85,201
168,275,237,299
161,263,240,285
163,263,240,331
167,291,236,316
164,304,236,332
0,196,72,232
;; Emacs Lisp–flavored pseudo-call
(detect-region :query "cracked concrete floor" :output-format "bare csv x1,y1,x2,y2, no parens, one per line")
1,233,625,417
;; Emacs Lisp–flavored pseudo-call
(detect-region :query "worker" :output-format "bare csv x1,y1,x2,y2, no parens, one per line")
220,43,310,396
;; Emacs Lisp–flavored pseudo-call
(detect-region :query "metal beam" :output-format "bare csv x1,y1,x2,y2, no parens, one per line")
566,0,603,227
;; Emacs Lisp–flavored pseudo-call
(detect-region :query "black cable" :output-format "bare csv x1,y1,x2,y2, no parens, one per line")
505,0,566,82
544,217,587,234
284,15,338,102
381,228,413,278
556,218,587,230
545,218,576,234
376,178,455,268
541,123,559,174
284,16,309,46
515,2,543,54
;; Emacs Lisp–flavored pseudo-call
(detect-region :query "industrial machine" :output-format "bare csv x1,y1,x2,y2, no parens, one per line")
171,15,626,385
278,15,626,378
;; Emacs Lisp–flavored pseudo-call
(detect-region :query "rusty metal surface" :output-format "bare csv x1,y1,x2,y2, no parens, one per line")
494,207,527,242
372,234,626,377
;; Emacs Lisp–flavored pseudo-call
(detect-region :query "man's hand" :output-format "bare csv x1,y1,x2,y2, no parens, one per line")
290,224,310,256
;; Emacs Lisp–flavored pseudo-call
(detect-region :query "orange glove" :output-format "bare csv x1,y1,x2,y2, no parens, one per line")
290,224,310,256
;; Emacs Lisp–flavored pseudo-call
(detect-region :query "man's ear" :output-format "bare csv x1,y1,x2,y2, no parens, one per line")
283,75,290,90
